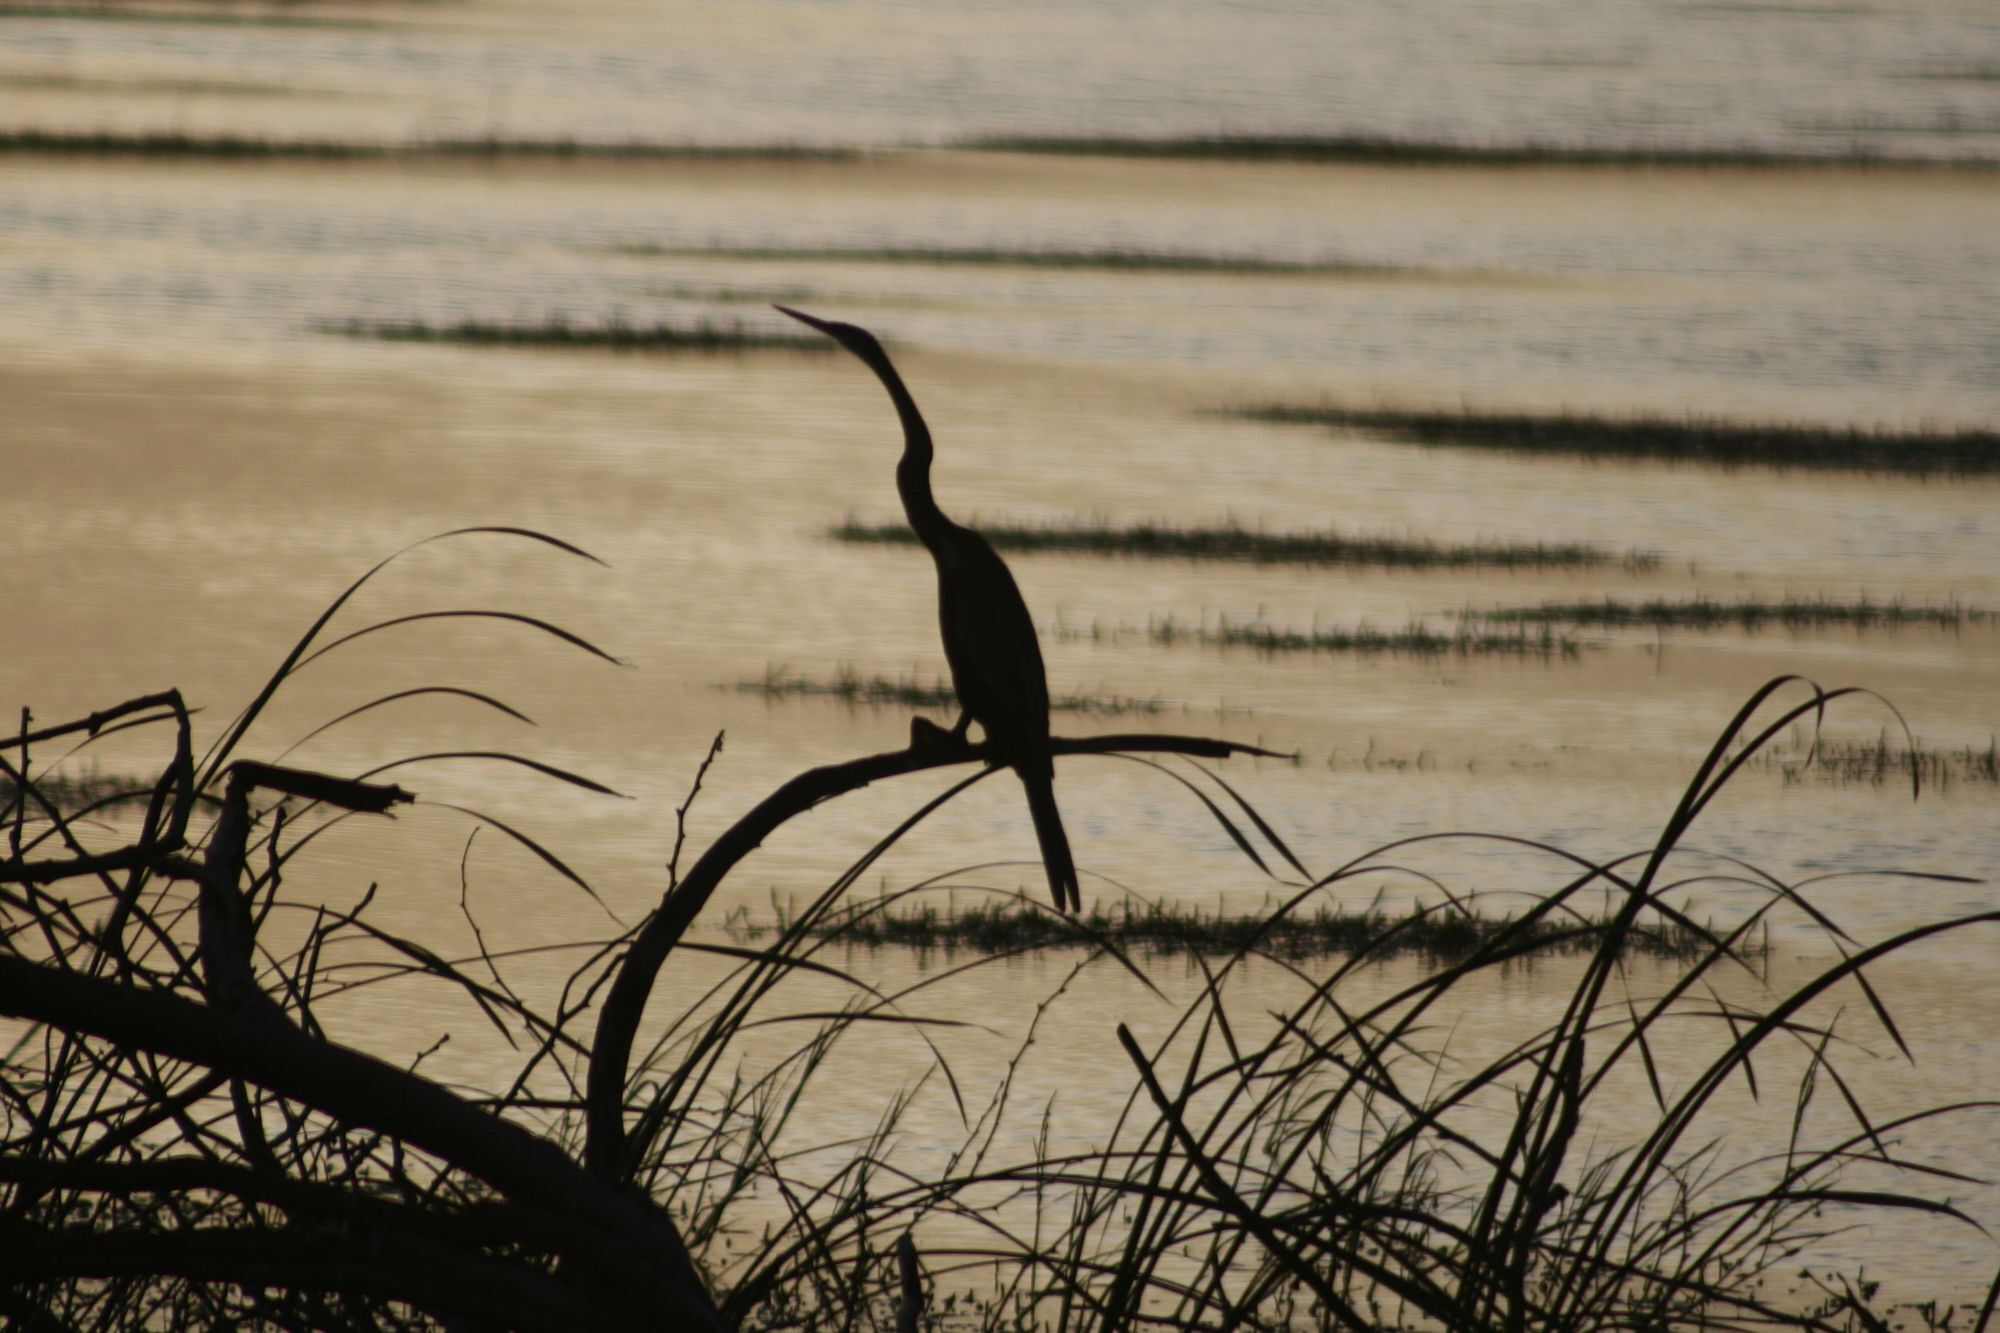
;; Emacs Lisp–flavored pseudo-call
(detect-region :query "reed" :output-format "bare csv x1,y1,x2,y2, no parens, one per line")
318,314,830,352
1231,404,2000,477
834,516,1658,571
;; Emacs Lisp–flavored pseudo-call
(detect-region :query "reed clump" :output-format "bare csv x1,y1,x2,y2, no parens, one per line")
834,515,1658,571
1231,404,2000,477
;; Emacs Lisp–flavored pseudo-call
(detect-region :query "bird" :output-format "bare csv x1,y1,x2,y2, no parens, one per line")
776,305,1080,913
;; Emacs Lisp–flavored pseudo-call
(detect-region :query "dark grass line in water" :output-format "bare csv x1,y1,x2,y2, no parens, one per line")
1474,594,1993,632
1760,733,2000,789
833,517,1658,572
1230,404,2000,477
728,666,1168,717
1062,614,1589,660
0,5,378,27
0,767,158,814
612,242,1388,275
735,897,1748,964
956,131,2000,169
317,316,830,353
0,130,858,161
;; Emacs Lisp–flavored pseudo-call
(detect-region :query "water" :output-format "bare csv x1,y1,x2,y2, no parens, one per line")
3,0,1997,1311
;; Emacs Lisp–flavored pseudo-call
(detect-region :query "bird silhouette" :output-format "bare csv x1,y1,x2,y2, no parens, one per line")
777,306,1080,913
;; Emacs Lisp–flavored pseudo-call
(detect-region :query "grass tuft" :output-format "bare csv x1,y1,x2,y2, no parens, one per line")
1232,403,2000,477
833,516,1657,571
728,665,1168,716
317,315,830,353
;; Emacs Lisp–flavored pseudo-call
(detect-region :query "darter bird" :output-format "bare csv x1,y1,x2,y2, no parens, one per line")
777,306,1080,913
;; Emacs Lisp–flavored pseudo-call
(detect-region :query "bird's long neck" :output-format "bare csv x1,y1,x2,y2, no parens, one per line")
854,345,956,551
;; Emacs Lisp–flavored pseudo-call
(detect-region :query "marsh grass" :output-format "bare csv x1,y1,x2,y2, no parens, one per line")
4,535,1992,1332
0,130,856,161
613,242,1390,275
731,894,1741,964
834,516,1658,572
1231,404,2000,477
1761,731,2000,788
1101,612,1590,660
318,314,830,353
1474,594,1993,632
955,131,1997,169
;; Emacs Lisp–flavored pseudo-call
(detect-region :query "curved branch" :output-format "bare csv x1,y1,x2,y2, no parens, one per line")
0,957,721,1329
585,730,1282,1179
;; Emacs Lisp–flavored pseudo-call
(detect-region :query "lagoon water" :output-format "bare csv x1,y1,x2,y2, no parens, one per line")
3,0,1998,1312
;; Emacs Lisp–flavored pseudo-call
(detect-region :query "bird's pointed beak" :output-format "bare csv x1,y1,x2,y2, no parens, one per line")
773,304,833,334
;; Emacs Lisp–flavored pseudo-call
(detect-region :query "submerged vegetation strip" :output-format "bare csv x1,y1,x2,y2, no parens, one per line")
834,517,1658,572
1761,734,2000,789
1231,404,2000,477
742,897,1744,963
0,130,858,161
729,667,1167,716
613,243,1382,275
317,316,830,353
1062,616,1588,660
1476,594,1993,632
956,132,1998,169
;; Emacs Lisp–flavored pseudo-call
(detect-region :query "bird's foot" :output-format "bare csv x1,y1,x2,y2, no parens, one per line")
909,716,959,755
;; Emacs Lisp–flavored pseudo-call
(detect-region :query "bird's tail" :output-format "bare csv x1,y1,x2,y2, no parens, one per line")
1018,764,1079,914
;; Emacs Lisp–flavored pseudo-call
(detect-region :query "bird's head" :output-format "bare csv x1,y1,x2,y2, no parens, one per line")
774,304,889,367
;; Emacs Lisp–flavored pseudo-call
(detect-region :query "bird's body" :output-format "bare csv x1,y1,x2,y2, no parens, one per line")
778,306,1080,912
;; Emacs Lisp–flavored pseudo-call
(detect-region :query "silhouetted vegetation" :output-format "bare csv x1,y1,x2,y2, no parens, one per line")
1231,404,2000,476
0,130,856,161
1476,594,1993,632
834,516,1658,571
318,315,830,353
4,539,1988,1330
615,242,1391,275
956,132,1998,169
730,665,1167,716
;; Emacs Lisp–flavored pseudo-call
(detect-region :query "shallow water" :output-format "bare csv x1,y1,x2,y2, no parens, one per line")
3,0,1998,1311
